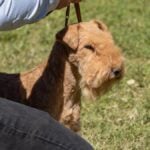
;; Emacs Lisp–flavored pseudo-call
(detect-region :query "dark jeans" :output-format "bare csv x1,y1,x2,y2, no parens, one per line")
0,98,93,150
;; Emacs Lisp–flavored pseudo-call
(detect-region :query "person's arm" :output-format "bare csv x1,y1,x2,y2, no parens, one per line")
0,0,80,31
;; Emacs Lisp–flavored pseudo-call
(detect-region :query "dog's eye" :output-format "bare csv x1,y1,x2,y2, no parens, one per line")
84,45,95,51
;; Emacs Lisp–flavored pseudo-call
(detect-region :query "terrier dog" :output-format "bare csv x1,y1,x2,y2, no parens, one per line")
0,20,124,132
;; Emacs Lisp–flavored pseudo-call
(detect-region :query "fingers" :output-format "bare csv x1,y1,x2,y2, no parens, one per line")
71,0,81,3
56,0,81,9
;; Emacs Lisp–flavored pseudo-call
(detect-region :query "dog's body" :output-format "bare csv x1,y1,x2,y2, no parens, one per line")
0,20,124,132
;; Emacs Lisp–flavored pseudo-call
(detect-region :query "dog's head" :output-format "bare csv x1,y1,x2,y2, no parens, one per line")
56,20,124,99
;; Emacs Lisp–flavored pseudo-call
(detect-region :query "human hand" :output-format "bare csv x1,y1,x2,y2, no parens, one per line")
56,0,81,9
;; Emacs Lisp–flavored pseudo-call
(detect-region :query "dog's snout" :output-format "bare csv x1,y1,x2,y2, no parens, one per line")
111,68,122,79
114,69,121,77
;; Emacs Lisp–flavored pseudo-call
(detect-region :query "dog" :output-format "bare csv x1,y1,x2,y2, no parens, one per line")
0,20,124,132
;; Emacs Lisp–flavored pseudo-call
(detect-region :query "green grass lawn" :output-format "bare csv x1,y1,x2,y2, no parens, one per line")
0,0,149,149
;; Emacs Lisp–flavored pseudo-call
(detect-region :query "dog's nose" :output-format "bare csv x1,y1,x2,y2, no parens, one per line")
112,68,122,79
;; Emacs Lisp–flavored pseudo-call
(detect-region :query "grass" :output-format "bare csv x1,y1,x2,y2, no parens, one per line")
0,0,149,149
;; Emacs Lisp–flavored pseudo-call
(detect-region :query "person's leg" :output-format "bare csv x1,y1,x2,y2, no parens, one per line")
0,98,93,150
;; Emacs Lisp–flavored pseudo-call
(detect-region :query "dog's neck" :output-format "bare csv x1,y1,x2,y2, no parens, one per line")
28,41,81,125
45,41,80,90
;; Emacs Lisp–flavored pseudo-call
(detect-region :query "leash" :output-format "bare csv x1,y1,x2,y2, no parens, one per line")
74,3,82,23
65,3,82,27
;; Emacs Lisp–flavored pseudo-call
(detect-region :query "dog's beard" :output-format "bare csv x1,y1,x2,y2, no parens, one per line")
82,86,101,100
81,83,113,101
80,75,117,101
79,62,123,100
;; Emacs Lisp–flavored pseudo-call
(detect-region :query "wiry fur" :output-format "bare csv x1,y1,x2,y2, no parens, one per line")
0,20,124,132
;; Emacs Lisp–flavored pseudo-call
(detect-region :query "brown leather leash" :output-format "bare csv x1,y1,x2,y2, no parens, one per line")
65,3,82,27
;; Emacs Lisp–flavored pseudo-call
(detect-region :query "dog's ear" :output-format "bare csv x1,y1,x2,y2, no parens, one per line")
56,25,80,50
92,20,108,31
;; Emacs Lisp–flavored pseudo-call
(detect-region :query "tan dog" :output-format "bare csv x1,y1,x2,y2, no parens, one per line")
0,20,124,132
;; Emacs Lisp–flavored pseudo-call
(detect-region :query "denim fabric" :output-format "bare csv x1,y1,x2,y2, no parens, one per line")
0,98,93,150
0,0,59,30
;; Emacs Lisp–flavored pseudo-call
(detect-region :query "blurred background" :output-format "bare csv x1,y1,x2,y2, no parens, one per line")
0,0,149,149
